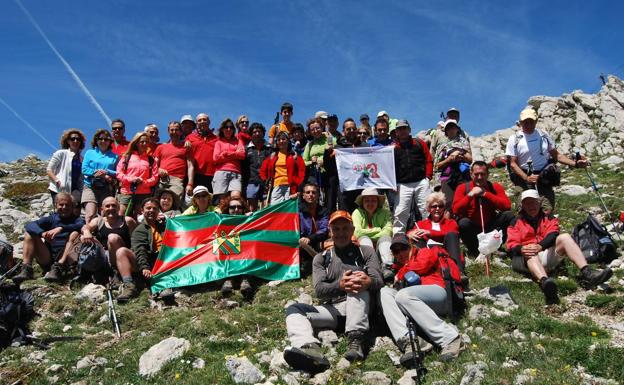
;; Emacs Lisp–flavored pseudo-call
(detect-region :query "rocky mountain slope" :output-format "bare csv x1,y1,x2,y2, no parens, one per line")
471,75,624,162
1,79,624,385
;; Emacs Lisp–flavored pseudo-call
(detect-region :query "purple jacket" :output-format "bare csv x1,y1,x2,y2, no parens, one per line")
299,202,329,245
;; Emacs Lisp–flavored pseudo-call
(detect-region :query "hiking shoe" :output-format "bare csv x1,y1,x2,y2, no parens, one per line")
460,274,470,293
240,279,253,298
439,335,462,361
540,277,559,305
12,264,34,284
397,335,432,368
43,262,64,282
283,343,330,373
221,279,233,296
382,266,395,283
344,331,366,362
579,267,613,289
155,288,175,301
117,281,139,303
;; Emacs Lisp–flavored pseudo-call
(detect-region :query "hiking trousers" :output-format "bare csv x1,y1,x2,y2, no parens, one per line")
393,179,431,235
285,291,371,348
380,285,458,348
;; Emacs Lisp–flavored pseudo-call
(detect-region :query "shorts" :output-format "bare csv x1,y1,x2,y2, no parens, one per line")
212,170,242,195
245,183,265,200
81,185,114,206
512,247,564,274
117,193,152,208
158,175,185,198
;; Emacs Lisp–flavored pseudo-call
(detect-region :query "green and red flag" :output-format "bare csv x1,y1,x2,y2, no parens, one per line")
150,199,300,293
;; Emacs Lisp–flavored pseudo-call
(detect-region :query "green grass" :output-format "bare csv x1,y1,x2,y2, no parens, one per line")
2,180,48,209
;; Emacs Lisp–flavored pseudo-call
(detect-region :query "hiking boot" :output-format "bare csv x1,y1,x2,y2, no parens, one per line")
540,277,559,305
579,267,613,289
439,335,462,361
43,262,64,282
155,288,175,301
12,264,34,284
283,343,330,373
344,331,366,362
382,265,395,283
221,279,233,296
117,281,138,303
397,335,432,368
460,274,470,293
240,279,253,298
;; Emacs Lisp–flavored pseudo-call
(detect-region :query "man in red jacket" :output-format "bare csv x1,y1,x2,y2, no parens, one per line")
452,161,514,257
507,190,612,304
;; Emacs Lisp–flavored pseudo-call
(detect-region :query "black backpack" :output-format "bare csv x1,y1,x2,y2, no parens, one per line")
0,283,35,348
72,242,112,285
572,214,618,263
0,240,14,275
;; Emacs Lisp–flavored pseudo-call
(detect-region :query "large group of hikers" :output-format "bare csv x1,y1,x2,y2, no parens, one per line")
0,103,617,374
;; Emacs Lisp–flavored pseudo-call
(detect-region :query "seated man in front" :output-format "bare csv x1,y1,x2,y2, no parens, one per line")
13,192,85,283
283,211,383,373
507,190,612,305
380,234,462,367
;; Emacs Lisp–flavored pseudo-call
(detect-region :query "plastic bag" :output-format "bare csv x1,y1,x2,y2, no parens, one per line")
477,230,502,255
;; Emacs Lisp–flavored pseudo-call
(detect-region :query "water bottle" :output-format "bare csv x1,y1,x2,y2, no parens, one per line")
404,271,421,286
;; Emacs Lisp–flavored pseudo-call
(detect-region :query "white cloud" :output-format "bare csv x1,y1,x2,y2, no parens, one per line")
0,139,47,163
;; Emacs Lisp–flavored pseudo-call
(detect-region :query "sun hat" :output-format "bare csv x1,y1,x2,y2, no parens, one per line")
519,108,538,121
180,115,194,123
443,119,460,131
395,119,410,129
377,110,389,118
521,189,541,202
192,185,211,198
355,188,386,208
390,234,410,252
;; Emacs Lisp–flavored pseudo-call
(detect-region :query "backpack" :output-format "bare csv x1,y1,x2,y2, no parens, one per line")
72,242,112,285
435,246,466,322
0,240,14,275
0,283,35,348
572,214,618,263
507,129,558,186
439,147,471,190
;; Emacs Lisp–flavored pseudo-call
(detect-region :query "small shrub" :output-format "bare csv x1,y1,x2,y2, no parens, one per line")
3,181,48,207
585,294,624,314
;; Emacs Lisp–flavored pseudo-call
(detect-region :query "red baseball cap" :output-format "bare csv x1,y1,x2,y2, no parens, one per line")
329,210,352,225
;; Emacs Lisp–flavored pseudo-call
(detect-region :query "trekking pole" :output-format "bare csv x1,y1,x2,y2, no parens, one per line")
124,181,138,217
107,279,121,337
0,260,22,284
478,201,491,276
526,159,539,195
583,161,622,241
403,311,427,385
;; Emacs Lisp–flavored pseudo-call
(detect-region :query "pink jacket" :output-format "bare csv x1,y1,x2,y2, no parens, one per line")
213,137,246,174
116,153,159,195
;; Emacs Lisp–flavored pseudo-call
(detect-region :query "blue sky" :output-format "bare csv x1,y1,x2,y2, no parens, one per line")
1,0,622,161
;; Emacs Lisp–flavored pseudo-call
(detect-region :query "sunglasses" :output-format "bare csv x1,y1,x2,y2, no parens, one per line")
240,121,249,125
69,137,82,142
111,126,124,131
229,205,244,210
430,204,445,209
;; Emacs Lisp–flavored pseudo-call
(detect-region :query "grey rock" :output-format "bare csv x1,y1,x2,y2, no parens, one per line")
310,369,332,385
192,358,205,369
75,355,107,370
398,370,420,385
559,185,589,196
371,336,397,352
47,375,59,384
282,372,300,385
139,337,191,377
335,357,351,370
45,364,63,373
318,330,339,347
225,356,265,384
362,371,392,385
386,349,401,366
269,348,288,373
475,286,518,311
512,329,526,341
74,283,106,303
460,361,488,385
501,358,520,368
297,293,313,305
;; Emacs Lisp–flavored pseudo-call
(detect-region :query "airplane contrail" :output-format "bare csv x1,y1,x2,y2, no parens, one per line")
0,96,57,151
14,0,112,126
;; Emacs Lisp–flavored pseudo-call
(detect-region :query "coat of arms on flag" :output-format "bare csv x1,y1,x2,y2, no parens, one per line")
335,145,397,191
213,230,241,255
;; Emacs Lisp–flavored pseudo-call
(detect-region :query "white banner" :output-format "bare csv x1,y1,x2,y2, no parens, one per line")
335,146,396,191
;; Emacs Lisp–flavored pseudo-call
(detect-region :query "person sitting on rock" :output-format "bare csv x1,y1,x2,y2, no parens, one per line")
452,161,514,258
13,192,85,283
126,198,172,303
507,190,613,305
283,210,383,373
380,234,463,367
57,197,138,285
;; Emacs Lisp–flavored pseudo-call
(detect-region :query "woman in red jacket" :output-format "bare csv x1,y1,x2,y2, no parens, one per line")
407,192,464,273
260,132,305,205
507,190,612,304
212,118,246,200
380,234,462,367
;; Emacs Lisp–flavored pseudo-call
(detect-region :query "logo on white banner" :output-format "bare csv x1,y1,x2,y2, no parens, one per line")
335,146,396,191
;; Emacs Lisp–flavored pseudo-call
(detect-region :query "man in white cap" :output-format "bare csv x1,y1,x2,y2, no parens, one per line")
377,110,398,134
179,114,196,139
505,107,587,211
507,190,612,304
